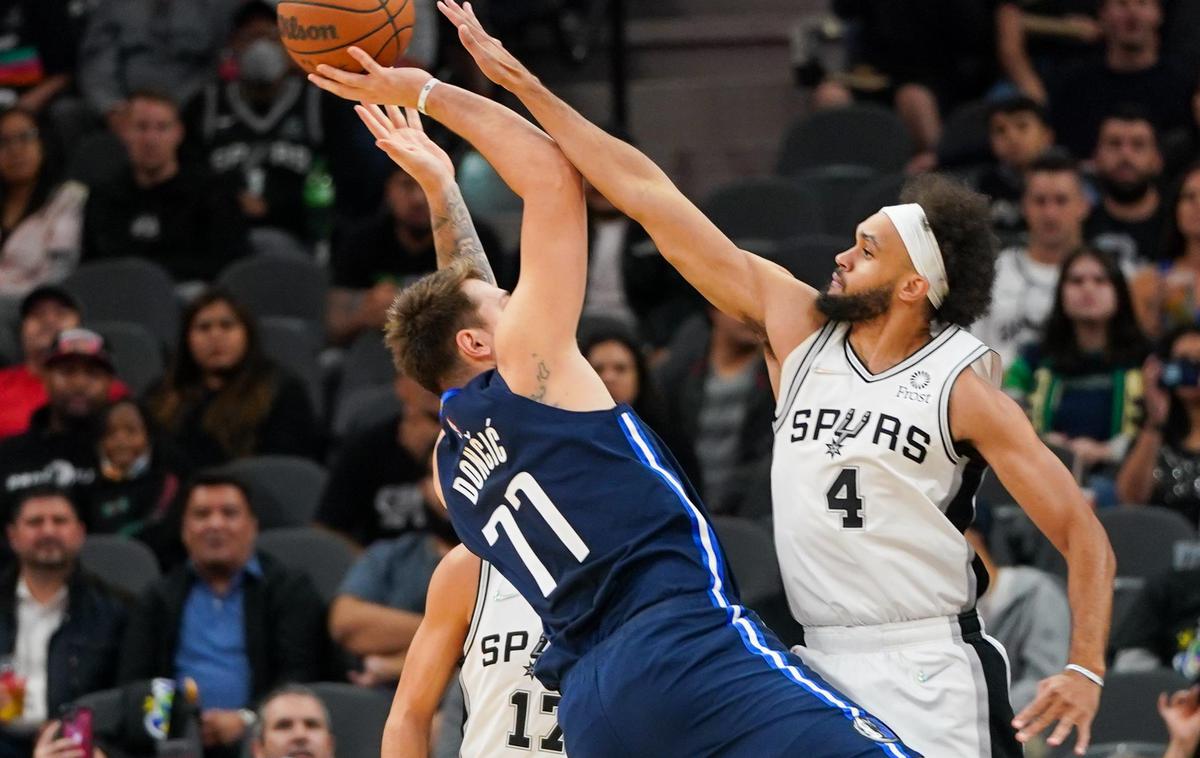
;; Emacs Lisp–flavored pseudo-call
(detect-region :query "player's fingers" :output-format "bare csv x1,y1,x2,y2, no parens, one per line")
1017,703,1065,742
1012,693,1047,729
1159,691,1171,716
1044,717,1075,747
314,63,364,87
1073,717,1092,756
353,104,391,141
383,103,407,130
437,0,466,25
404,107,424,132
308,73,356,101
347,46,387,75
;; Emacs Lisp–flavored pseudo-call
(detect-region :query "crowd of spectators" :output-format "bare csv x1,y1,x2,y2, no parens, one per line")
0,0,1197,754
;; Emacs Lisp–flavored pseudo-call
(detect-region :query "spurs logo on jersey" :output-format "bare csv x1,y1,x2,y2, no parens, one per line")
772,321,995,628
460,562,566,756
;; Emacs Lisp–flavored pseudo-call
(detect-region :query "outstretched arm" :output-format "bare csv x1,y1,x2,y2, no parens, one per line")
436,1,823,364
319,59,609,408
951,369,1114,756
381,546,480,758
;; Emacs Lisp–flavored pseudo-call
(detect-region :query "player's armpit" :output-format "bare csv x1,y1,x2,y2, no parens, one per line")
382,546,481,758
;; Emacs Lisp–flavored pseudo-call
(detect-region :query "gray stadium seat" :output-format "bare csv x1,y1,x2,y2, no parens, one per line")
308,683,393,758
339,331,396,400
791,165,881,238
248,227,311,260
223,455,328,529
848,172,908,227
80,535,161,597
702,177,824,242
711,516,784,608
458,150,522,216
1098,506,1197,581
218,253,328,334
767,234,843,290
257,527,356,603
333,385,402,439
937,98,994,169
258,316,323,416
1049,669,1188,756
91,320,164,396
777,105,912,176
64,258,180,349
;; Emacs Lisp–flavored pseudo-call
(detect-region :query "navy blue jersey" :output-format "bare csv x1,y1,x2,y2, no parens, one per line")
437,369,737,689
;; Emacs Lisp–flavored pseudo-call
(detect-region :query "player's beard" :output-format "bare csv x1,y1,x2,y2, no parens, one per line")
816,284,892,322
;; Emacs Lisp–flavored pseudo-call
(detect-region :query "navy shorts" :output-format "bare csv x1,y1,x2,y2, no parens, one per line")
556,596,922,758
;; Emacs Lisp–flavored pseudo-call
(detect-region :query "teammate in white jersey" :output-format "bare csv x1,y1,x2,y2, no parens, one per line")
374,4,1113,756
382,546,565,757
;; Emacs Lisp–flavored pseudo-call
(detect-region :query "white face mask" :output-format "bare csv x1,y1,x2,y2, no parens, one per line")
238,38,290,86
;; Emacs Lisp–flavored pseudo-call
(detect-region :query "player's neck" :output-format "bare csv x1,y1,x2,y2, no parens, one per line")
847,312,932,374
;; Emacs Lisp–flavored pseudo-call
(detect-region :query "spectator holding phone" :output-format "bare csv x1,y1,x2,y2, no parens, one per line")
32,719,107,758
1117,324,1200,521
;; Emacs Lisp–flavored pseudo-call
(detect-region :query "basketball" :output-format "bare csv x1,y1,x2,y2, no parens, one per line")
277,0,414,74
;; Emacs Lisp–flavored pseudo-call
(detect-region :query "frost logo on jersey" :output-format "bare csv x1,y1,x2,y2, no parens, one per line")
451,419,509,505
825,409,872,458
851,715,900,744
897,370,933,404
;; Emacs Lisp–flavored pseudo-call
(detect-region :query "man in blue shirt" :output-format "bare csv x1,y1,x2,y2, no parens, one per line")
118,471,327,757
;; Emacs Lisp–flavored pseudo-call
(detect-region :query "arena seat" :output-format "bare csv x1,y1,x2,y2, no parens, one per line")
258,316,324,416
333,385,402,440
64,258,180,349
702,176,824,242
222,455,328,529
91,320,164,396
307,682,393,757
776,105,912,176
81,535,161,597
765,233,842,289
218,253,328,335
1098,506,1197,582
257,527,356,603
790,165,880,238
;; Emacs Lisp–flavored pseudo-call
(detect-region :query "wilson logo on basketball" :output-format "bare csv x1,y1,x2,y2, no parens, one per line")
278,15,339,41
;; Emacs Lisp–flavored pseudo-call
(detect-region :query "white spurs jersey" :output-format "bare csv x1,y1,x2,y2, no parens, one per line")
459,561,565,757
772,321,996,628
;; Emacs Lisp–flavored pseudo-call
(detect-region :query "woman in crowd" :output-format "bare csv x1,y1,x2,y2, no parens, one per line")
0,108,86,297
1130,163,1200,338
580,322,701,489
1117,325,1200,525
84,398,189,567
1004,248,1148,501
149,289,319,467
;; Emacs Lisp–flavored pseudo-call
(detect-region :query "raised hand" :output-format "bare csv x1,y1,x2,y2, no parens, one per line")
308,47,427,107
354,102,455,185
437,0,533,92
1013,670,1101,755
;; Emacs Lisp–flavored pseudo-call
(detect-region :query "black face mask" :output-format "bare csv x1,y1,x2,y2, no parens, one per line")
816,284,893,322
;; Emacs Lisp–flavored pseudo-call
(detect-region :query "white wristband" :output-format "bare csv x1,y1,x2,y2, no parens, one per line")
1064,664,1104,688
417,77,440,116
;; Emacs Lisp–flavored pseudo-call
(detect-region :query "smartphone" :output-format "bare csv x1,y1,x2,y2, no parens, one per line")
59,705,93,756
1161,358,1200,389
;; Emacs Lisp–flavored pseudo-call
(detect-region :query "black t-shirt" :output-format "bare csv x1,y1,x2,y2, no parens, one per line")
1111,567,1200,670
0,406,100,512
999,0,1102,67
316,414,437,546
82,164,249,282
976,164,1028,249
0,0,75,104
330,212,504,290
1085,199,1169,265
1050,60,1193,159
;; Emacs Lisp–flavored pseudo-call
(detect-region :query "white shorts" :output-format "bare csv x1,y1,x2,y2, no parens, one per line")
793,611,1022,758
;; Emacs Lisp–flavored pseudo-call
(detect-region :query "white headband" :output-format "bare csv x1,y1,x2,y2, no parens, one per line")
880,203,949,309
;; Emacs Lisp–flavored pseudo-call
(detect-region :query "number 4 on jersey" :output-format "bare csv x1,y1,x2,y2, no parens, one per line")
826,468,865,529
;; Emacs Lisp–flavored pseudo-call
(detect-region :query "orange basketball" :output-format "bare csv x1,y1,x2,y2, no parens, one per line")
277,0,414,74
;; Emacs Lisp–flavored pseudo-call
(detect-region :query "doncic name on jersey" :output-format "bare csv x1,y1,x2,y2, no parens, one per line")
449,418,508,504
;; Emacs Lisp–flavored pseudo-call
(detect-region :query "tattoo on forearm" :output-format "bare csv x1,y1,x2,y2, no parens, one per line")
528,358,552,403
432,188,497,284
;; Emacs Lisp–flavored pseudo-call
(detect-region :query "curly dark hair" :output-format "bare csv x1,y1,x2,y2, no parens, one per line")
899,174,998,328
